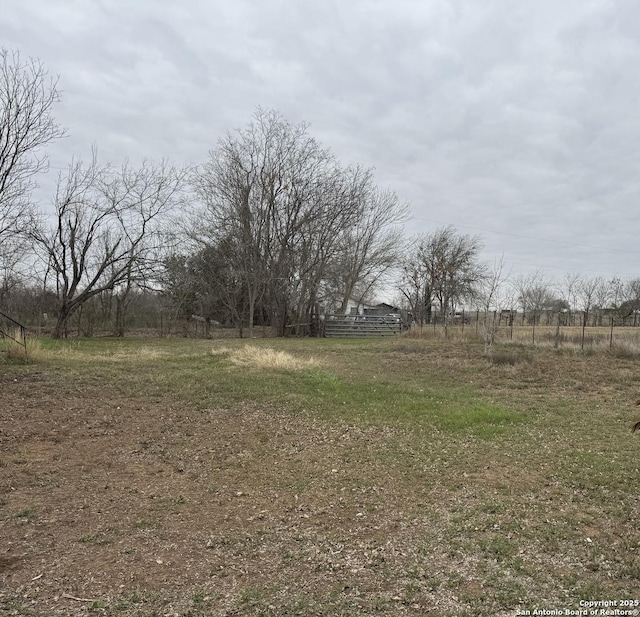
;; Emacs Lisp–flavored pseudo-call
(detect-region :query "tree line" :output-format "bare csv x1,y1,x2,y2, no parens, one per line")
1,49,405,337
400,235,640,328
2,48,640,339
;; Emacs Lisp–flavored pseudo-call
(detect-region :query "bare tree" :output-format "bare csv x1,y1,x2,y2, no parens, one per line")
193,109,407,336
592,277,613,326
0,49,64,247
577,276,603,329
193,109,290,336
409,227,485,325
618,278,640,325
0,234,29,306
478,255,510,351
1,49,65,300
513,271,553,325
31,152,186,337
399,251,430,329
512,271,554,344
330,183,407,314
557,272,582,326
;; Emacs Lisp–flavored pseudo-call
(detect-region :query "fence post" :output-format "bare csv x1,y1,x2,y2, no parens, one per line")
532,315,536,346
554,312,561,348
609,313,614,350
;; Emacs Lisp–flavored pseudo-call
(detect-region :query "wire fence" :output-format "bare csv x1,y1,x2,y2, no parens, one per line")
3,302,640,352
406,310,640,353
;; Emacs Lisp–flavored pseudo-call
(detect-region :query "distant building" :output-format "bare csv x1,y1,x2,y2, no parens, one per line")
343,297,376,316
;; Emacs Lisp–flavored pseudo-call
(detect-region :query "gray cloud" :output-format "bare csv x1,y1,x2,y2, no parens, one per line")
3,0,640,281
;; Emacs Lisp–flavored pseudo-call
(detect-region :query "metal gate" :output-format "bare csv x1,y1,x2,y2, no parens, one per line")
323,315,401,338
0,309,28,353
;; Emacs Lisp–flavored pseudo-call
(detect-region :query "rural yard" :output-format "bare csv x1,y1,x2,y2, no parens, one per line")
3,2,640,615
1,335,639,616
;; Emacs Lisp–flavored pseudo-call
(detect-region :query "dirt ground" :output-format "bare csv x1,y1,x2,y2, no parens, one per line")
0,369,461,616
2,345,639,616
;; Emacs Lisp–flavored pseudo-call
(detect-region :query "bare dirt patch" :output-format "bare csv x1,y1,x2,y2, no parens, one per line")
0,371,458,616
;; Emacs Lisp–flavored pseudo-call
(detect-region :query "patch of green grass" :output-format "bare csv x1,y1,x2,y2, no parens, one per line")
477,535,518,562
1,600,38,616
236,586,266,609
15,507,36,520
39,337,526,438
78,533,113,545
133,519,158,530
191,590,207,608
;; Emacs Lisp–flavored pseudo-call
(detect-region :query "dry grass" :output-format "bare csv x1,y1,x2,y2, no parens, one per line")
486,349,532,365
213,344,322,371
0,329,45,363
403,324,480,342
44,344,169,362
609,338,640,358
404,324,640,357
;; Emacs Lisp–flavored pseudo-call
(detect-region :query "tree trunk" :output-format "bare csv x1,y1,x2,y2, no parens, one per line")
53,304,72,338
115,295,126,337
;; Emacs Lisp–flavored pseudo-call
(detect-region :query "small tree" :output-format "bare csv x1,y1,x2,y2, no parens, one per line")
399,254,430,329
478,255,510,352
402,227,485,329
557,273,582,327
513,271,554,343
578,276,604,332
618,278,640,325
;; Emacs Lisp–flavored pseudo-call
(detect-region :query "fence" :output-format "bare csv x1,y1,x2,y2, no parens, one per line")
407,312,640,353
323,315,402,338
0,309,28,353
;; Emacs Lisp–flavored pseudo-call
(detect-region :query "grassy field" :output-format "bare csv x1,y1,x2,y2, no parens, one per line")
1,334,639,616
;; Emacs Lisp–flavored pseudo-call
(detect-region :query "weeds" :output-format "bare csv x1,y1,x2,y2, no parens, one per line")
15,508,36,520
610,340,640,358
1,329,44,363
402,324,640,357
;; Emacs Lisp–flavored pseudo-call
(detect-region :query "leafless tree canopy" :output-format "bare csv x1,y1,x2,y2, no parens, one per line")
192,109,406,336
30,152,187,337
1,49,65,302
0,48,64,240
400,226,485,326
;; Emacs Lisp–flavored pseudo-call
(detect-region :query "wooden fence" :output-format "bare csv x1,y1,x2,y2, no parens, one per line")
323,315,402,338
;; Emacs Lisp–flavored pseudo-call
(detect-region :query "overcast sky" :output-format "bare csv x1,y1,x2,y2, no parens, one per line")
4,0,640,287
